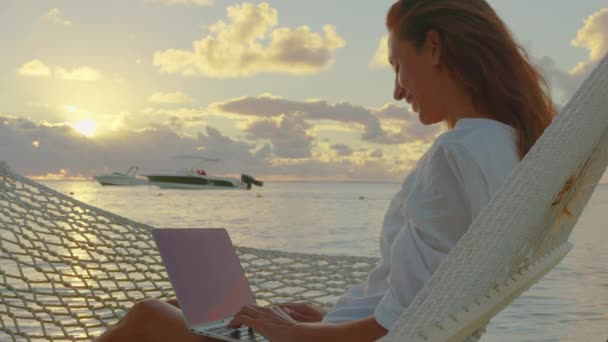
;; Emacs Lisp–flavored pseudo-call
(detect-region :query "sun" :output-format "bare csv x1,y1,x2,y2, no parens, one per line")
72,119,97,137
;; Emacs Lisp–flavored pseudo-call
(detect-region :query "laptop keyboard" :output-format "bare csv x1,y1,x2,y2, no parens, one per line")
206,325,268,341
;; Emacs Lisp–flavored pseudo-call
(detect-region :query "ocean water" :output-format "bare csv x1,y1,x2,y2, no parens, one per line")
40,180,608,341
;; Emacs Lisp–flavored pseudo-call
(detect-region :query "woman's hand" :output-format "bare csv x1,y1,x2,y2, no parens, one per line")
228,306,387,342
278,302,326,322
227,305,301,342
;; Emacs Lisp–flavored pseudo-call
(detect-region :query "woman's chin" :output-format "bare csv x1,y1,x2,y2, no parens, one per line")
417,112,429,124
417,112,440,126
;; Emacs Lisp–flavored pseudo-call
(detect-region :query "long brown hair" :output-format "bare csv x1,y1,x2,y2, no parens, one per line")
387,0,556,159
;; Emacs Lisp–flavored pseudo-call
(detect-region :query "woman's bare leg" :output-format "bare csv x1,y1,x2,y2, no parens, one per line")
95,298,219,342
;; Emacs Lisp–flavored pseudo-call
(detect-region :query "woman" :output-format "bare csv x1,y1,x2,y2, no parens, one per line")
96,0,555,340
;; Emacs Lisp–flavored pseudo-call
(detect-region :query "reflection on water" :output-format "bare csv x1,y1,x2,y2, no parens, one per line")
41,180,608,341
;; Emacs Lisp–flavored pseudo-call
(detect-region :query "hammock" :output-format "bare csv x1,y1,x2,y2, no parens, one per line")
1,50,607,341
0,166,377,340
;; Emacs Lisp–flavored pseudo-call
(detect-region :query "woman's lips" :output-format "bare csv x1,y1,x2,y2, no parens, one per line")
406,95,419,113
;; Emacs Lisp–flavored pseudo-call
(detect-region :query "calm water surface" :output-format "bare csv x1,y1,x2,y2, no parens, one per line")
42,180,608,342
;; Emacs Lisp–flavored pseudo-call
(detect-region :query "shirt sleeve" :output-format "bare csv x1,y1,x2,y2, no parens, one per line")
373,141,490,330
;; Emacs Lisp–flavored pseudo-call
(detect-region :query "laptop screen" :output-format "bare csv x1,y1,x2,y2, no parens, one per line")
153,228,256,327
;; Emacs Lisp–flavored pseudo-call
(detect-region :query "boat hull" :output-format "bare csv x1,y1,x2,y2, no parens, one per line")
95,175,149,186
145,175,242,190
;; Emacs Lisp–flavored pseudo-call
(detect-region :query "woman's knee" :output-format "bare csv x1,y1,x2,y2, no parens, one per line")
166,298,180,308
126,298,167,325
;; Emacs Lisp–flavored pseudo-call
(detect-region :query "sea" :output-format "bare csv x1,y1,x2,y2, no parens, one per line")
39,180,607,342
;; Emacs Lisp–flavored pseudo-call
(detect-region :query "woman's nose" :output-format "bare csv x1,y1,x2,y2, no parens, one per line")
394,79,406,101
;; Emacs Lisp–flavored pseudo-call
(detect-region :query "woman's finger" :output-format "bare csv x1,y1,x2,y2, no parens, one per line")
281,302,320,314
287,311,315,322
280,303,308,311
227,313,254,329
278,303,325,322
234,304,264,319
270,306,294,321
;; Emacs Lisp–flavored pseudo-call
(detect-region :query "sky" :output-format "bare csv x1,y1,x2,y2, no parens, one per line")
1,0,607,182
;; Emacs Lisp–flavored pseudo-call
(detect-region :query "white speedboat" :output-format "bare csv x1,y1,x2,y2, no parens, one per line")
95,166,149,186
142,168,263,190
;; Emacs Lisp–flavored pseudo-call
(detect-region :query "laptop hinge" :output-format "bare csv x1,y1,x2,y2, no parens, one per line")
190,317,233,332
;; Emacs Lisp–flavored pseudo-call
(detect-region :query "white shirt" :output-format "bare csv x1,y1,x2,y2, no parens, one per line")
323,118,520,330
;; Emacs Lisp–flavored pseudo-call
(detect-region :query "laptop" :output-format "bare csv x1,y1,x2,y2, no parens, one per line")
152,228,268,342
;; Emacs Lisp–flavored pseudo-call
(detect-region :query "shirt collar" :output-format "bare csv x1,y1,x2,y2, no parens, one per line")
453,118,515,132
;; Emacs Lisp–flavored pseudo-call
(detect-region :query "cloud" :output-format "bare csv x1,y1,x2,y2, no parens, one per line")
134,107,211,131
55,67,102,81
534,8,608,104
216,95,388,142
17,60,103,81
254,143,272,160
1,115,423,182
147,0,213,6
0,116,97,177
41,8,72,27
36,168,72,180
570,8,608,78
245,115,314,158
153,2,346,78
331,144,353,157
0,115,230,177
214,95,442,144
195,126,265,171
18,60,52,77
370,149,383,159
374,103,443,143
148,91,194,105
370,35,390,69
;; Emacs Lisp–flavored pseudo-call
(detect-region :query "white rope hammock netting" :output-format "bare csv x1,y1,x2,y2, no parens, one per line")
0,165,377,340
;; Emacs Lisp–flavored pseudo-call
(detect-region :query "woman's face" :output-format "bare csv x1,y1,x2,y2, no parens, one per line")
388,31,445,125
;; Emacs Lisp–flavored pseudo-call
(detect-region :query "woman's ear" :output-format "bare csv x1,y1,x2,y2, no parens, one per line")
425,30,442,67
